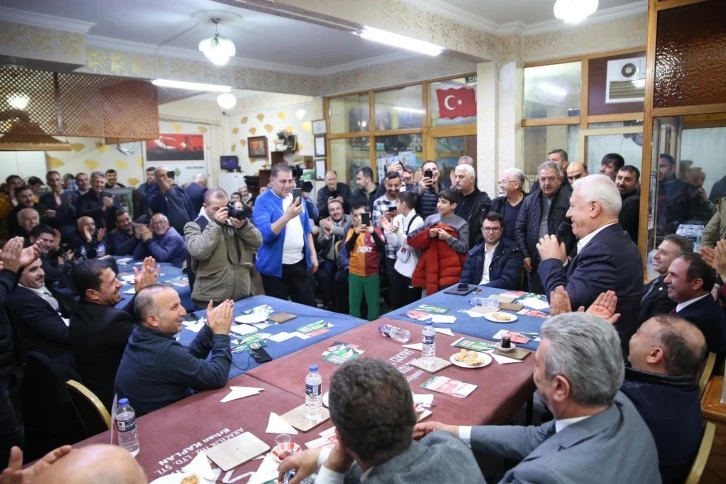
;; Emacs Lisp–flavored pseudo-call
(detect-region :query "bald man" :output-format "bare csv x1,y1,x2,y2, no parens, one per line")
565,161,588,184
70,216,106,260
1,444,147,483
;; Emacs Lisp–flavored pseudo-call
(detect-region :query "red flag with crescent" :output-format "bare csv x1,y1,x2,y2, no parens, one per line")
435,87,476,119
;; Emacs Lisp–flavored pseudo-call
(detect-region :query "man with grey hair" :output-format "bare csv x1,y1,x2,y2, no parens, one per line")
515,161,571,293
133,213,188,267
491,168,527,243
537,174,643,353
115,285,233,416
453,164,491,247
186,188,262,308
16,207,40,241
414,312,660,483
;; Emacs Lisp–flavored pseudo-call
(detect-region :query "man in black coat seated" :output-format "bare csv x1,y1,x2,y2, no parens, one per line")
69,257,159,410
623,314,706,484
664,252,726,356
8,257,75,374
460,212,522,290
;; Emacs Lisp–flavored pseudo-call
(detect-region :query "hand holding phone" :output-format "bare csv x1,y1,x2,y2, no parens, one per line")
292,188,302,201
361,213,371,226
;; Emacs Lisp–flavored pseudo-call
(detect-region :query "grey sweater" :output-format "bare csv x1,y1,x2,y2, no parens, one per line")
421,213,469,254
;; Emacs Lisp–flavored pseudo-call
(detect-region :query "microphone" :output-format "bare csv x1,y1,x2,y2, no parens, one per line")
556,221,576,255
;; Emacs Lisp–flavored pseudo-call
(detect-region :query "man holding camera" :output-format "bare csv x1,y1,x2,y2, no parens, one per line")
184,188,262,308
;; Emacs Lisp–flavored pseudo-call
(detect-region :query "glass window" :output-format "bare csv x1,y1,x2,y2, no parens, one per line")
374,85,424,130
647,116,723,252
430,77,477,126
524,62,581,119
373,134,423,181
584,133,644,175
329,93,370,134
522,125,579,188
433,135,477,186
330,137,371,185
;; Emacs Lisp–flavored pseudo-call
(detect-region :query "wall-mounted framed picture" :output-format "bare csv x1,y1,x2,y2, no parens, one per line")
314,135,326,157
315,159,326,180
312,119,327,135
248,136,269,158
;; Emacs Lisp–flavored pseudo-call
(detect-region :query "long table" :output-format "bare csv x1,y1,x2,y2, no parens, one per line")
380,285,549,351
182,295,367,379
77,301,537,483
247,320,536,427
115,259,195,311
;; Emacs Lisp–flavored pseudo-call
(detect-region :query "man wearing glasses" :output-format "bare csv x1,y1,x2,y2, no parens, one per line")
460,212,522,289
514,162,572,294
491,168,527,243
132,213,188,267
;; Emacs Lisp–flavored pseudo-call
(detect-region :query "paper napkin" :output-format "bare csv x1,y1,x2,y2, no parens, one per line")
434,328,454,336
182,451,214,481
220,386,264,403
266,412,298,434
249,453,279,484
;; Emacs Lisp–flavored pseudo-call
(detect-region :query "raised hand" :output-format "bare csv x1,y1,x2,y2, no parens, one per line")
206,299,233,335
548,286,573,316
1,445,72,484
133,256,160,291
586,290,621,324
0,238,27,273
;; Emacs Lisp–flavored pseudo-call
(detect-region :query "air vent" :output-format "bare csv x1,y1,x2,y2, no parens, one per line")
605,57,646,104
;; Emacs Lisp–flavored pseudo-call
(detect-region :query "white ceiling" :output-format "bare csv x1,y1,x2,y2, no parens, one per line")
0,0,646,73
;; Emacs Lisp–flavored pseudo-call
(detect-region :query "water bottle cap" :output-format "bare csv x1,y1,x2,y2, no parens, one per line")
118,398,128,405
309,365,318,372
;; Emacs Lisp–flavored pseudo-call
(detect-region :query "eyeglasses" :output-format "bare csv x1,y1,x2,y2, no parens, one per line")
482,227,502,232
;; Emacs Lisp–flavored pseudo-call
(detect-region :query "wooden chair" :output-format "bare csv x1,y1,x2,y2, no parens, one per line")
685,421,716,484
66,380,111,437
699,352,716,397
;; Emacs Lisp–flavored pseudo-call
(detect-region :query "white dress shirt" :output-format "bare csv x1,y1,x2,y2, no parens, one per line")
479,242,499,285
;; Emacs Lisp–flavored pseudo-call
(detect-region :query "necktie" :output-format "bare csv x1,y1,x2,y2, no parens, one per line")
641,278,661,302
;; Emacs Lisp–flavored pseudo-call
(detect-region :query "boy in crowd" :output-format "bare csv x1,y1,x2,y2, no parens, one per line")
407,189,468,294
344,203,385,320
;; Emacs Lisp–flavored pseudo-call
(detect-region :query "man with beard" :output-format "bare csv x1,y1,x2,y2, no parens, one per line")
108,210,141,256
317,171,351,218
616,165,640,243
69,257,159,409
349,167,378,212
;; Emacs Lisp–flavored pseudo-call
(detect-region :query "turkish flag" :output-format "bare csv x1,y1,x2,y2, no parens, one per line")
436,87,476,119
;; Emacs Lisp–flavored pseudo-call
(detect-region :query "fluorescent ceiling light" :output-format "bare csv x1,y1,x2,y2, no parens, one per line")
394,106,425,114
355,27,443,56
152,79,231,92
540,82,567,97
554,0,599,24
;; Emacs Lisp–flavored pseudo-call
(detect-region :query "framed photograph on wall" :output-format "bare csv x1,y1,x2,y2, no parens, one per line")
248,136,269,158
315,159,326,180
312,119,327,135
314,135,326,157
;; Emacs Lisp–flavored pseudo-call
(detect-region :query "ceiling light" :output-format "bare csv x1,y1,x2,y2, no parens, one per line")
217,93,237,110
540,82,567,97
7,93,30,110
394,106,425,114
554,0,599,24
355,27,443,56
152,79,231,92
198,18,236,66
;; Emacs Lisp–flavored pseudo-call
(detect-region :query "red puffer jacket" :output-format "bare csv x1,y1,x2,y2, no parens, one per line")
407,224,466,294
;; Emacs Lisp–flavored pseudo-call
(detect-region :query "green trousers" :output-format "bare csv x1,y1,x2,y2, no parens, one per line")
349,273,380,321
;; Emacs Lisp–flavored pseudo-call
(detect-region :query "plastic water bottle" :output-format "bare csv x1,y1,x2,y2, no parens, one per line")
378,324,411,343
116,398,140,457
422,321,436,366
305,365,323,422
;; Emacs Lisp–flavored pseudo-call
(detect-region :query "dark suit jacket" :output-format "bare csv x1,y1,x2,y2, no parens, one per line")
639,275,675,324
184,182,207,214
76,190,118,229
7,287,73,366
69,298,136,409
619,191,640,244
538,223,643,353
460,238,522,289
316,183,352,218
677,295,726,355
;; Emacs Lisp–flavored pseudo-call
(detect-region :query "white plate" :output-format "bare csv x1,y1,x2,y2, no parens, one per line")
449,352,492,368
322,391,329,407
235,313,267,324
483,312,518,323
149,473,195,484
494,343,517,353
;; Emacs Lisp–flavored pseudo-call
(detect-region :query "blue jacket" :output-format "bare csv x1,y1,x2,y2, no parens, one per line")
115,324,231,417
147,185,196,233
108,229,140,256
184,182,207,214
132,227,188,267
253,189,313,277
460,238,522,289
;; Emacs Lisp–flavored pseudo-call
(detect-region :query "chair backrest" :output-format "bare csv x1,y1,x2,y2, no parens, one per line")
685,421,716,484
66,379,112,436
698,352,716,397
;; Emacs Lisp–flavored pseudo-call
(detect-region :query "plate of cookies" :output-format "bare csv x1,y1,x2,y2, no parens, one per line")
449,349,493,368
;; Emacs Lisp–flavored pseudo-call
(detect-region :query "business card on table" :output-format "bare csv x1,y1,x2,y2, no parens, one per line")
296,320,333,338
451,336,497,352
281,404,330,432
205,432,270,471
420,376,477,398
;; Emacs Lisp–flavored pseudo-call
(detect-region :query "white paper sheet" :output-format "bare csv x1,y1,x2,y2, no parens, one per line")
248,453,279,484
268,332,296,343
412,394,434,406
266,412,298,434
434,328,454,336
489,353,522,365
519,297,550,310
230,324,258,336
431,315,456,323
182,451,214,481
220,387,263,403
